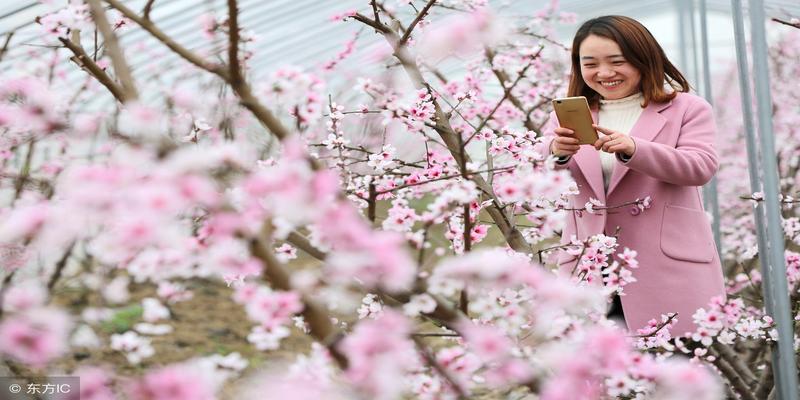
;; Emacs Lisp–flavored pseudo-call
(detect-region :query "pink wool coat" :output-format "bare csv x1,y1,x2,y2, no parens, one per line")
540,92,726,336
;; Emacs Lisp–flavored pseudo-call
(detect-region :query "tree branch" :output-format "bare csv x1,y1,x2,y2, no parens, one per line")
712,342,758,386
412,335,468,399
754,357,773,400
13,140,36,201
399,0,437,46
351,16,530,253
249,228,348,369
484,47,543,132
59,37,127,103
0,31,15,64
284,231,471,332
350,13,392,34
102,0,229,79
286,231,326,260
375,166,514,196
226,0,243,87
371,0,381,25
710,351,758,400
463,56,538,147
86,0,138,101
143,0,156,20
771,17,800,29
367,181,377,224
47,242,75,291
103,0,294,142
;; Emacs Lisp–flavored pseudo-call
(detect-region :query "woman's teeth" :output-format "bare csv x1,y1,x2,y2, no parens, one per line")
601,81,622,87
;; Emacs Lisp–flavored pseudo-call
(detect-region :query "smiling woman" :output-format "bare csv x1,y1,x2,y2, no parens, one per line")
578,37,642,101
540,15,725,337
569,16,690,107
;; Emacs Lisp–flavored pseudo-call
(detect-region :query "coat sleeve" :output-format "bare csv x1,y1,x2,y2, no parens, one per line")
538,111,572,168
621,98,718,186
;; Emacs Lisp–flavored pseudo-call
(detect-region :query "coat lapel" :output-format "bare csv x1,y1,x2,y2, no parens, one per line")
574,108,605,203
605,100,672,196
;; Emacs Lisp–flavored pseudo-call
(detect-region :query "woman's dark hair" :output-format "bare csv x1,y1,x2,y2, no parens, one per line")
568,15,690,108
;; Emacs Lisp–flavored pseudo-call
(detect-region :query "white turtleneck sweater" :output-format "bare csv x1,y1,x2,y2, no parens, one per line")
598,92,644,190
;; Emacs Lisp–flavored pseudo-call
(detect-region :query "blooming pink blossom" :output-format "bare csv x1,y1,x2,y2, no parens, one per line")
0,202,50,243
68,367,115,400
242,287,303,329
110,331,154,364
117,102,168,138
2,281,47,312
316,203,416,292
338,311,418,399
0,307,72,368
126,363,217,400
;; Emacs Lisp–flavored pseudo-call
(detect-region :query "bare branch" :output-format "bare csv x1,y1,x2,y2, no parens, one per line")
103,0,294,142
86,0,138,101
0,270,18,318
399,0,437,46
755,356,774,399
0,31,15,64
371,0,381,25
367,181,377,224
411,332,459,337
47,242,75,290
712,342,758,386
59,37,127,103
226,0,243,87
286,231,327,260
350,13,392,34
143,0,156,20
710,349,758,400
103,0,229,79
13,140,36,201
771,17,800,29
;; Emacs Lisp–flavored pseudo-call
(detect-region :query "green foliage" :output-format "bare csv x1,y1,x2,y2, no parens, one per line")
101,304,144,334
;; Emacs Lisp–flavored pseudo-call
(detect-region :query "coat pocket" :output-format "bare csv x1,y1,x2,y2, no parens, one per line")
660,204,715,263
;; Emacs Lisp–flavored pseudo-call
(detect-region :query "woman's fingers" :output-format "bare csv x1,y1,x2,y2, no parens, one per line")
552,136,580,156
592,124,612,134
559,144,580,151
554,127,575,136
602,137,625,152
600,136,614,151
608,143,633,155
600,136,634,154
555,136,580,145
607,143,625,153
594,134,614,150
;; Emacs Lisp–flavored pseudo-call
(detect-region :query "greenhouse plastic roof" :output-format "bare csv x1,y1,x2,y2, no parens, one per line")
1,0,798,110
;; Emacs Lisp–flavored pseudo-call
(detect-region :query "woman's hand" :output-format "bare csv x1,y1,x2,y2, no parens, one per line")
592,124,636,157
550,127,580,157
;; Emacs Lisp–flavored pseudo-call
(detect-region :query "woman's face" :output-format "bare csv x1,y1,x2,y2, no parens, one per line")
578,34,642,100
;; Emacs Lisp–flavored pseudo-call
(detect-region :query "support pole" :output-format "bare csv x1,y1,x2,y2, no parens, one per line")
697,0,722,256
687,0,701,86
736,0,800,398
729,0,772,316
677,0,689,73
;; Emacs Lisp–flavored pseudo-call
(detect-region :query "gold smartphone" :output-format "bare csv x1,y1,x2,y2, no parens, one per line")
552,96,599,145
